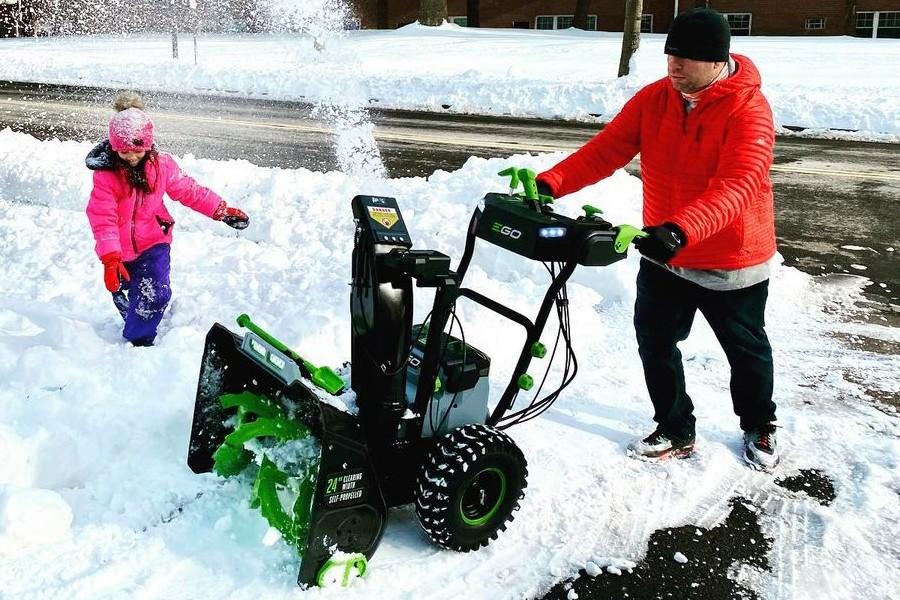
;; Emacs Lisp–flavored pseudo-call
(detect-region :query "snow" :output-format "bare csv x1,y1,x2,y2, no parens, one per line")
1,7,900,600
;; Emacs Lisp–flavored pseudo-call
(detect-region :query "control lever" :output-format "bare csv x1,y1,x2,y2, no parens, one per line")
498,166,554,212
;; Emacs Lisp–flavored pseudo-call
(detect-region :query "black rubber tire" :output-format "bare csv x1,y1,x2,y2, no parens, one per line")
414,423,528,551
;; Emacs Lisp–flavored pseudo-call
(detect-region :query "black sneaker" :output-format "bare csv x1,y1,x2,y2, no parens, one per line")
743,423,779,471
627,428,695,461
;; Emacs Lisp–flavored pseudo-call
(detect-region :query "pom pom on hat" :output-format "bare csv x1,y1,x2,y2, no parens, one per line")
108,108,153,153
664,8,731,62
113,91,145,112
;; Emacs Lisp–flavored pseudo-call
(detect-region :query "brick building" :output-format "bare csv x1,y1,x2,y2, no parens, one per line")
347,1,900,37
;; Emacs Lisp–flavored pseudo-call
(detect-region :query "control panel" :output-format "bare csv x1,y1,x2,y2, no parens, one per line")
351,195,413,247
474,193,627,267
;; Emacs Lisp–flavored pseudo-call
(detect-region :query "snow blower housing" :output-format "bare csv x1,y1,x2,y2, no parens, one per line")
185,168,642,587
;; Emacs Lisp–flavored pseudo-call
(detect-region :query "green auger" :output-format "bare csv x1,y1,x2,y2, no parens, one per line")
251,455,317,549
212,390,320,551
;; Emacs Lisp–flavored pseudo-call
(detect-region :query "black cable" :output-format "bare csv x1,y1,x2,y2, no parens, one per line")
497,262,579,428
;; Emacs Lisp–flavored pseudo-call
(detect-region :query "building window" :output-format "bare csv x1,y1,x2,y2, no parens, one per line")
449,16,467,27
805,17,825,30
855,11,874,37
536,15,554,29
724,13,752,36
879,12,900,38
535,15,597,30
641,14,653,33
856,11,900,38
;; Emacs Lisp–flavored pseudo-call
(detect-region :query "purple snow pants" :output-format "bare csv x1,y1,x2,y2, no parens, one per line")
113,243,172,346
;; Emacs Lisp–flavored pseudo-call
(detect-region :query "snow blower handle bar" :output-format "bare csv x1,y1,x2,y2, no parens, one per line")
235,314,345,395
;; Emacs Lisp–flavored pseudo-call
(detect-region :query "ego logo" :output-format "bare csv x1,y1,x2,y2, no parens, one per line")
491,222,522,239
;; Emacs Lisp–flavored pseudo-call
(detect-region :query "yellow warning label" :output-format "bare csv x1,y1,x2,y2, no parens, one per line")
368,206,399,229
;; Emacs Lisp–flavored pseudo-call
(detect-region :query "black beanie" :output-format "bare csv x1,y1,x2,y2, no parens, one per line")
664,8,731,62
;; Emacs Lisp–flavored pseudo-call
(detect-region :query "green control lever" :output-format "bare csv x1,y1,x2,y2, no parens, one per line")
614,224,648,254
582,204,604,218
498,167,553,205
519,168,539,200
236,314,345,395
498,166,521,195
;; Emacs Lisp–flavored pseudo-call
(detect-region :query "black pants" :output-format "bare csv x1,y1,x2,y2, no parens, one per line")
634,259,776,441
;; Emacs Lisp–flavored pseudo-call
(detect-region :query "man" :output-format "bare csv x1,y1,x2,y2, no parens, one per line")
535,8,779,470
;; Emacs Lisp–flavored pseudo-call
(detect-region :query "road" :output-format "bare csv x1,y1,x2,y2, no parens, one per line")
2,81,898,312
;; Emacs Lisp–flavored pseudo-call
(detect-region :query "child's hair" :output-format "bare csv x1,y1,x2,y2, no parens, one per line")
113,91,145,112
119,154,157,193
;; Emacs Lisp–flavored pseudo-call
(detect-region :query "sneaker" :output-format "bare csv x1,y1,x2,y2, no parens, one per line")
627,429,695,461
743,423,779,471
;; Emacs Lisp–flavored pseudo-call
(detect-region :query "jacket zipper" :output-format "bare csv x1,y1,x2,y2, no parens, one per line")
130,190,142,254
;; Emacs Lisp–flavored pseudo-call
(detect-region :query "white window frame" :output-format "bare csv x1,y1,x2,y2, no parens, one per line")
641,14,654,33
723,12,752,36
535,14,597,31
805,17,825,30
877,11,900,32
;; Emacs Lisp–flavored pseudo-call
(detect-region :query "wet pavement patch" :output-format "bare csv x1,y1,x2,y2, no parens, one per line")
540,498,770,600
774,468,836,505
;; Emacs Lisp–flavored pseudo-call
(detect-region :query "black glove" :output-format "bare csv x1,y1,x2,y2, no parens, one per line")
535,180,554,199
636,223,686,264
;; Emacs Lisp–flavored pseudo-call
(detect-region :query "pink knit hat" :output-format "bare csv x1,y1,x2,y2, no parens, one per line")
108,108,154,152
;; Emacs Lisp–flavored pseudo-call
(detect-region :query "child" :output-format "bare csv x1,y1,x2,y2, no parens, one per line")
85,94,249,346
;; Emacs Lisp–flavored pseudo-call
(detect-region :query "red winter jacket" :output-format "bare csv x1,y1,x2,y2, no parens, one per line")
537,54,776,270
86,151,223,262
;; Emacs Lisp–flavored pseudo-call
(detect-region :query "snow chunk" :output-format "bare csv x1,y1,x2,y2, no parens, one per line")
587,556,637,577
0,485,72,551
674,552,688,563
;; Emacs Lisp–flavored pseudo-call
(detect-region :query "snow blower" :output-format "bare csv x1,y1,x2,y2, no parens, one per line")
185,167,646,587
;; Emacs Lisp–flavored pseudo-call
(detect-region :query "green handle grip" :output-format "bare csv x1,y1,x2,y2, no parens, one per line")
614,224,648,254
237,314,299,361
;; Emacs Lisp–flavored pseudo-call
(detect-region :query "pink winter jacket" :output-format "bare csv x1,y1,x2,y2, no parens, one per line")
86,152,223,262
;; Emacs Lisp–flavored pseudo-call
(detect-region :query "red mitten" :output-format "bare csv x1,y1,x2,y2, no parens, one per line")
213,201,250,230
101,252,130,293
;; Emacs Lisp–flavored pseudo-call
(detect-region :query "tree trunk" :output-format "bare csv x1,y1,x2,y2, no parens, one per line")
618,0,643,77
573,0,591,30
419,0,447,26
844,0,857,36
377,0,389,29
467,0,480,27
